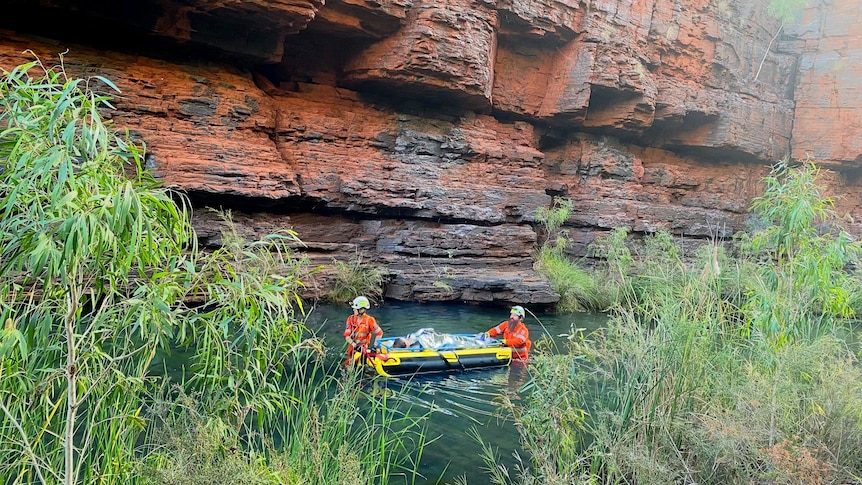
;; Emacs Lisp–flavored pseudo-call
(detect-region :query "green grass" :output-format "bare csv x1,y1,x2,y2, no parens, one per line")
494,161,862,484
324,257,387,306
137,348,430,485
535,243,601,313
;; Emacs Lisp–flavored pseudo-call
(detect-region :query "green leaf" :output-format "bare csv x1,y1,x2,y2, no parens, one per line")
48,80,80,135
0,329,28,358
93,75,120,93
0,58,313,482
55,189,78,208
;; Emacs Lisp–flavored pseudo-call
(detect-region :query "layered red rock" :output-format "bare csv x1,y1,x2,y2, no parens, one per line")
4,36,295,199
0,0,859,306
310,0,411,38
341,0,498,109
194,211,556,304
791,0,862,168
270,84,548,221
3,0,324,62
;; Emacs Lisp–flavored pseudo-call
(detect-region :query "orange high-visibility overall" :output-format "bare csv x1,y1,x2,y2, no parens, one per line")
488,320,531,360
344,313,383,360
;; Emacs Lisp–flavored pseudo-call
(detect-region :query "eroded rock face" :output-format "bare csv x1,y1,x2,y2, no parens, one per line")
341,0,499,109
0,37,286,199
270,85,548,221
790,1,862,169
0,0,858,307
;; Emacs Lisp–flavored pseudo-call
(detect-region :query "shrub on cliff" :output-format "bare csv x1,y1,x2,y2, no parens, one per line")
324,256,387,306
534,197,602,313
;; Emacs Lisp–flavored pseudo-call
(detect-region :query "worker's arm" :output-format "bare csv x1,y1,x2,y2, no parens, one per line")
487,322,505,338
371,320,383,347
343,316,355,347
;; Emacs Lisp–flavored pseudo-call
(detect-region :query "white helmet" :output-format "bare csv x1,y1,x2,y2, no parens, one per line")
351,296,371,310
510,305,525,318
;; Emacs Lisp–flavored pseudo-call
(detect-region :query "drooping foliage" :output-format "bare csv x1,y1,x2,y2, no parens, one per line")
534,197,601,313
0,54,379,485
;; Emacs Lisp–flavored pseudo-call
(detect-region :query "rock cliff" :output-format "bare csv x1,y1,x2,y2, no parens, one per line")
1,0,859,307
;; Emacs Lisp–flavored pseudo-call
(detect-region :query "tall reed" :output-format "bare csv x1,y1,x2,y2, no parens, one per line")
486,160,862,484
534,197,602,313
138,350,429,485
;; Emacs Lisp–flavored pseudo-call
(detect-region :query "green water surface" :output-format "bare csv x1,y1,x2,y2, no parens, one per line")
305,302,607,485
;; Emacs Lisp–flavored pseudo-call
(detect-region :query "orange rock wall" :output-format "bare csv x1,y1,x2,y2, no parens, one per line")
0,0,858,305
791,1,862,168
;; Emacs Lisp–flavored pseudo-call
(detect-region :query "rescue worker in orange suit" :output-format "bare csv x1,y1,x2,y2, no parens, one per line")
344,296,383,365
483,305,531,360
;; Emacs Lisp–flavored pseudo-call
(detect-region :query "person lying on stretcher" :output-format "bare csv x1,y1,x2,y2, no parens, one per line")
388,328,499,351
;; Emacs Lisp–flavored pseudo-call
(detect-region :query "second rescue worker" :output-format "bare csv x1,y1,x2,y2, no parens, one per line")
343,296,383,362
483,305,531,360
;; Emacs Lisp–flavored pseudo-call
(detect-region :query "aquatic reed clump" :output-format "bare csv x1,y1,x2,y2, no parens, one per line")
535,197,602,313
324,256,387,306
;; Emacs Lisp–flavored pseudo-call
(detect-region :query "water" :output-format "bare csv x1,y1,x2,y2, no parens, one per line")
305,302,607,485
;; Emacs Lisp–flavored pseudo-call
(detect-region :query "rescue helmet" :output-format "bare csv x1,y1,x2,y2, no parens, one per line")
351,296,371,310
510,305,525,318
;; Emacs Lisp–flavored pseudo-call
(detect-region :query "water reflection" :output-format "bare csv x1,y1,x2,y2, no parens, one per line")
306,302,606,485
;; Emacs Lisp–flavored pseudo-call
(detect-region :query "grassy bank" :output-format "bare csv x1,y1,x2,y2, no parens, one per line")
506,160,862,484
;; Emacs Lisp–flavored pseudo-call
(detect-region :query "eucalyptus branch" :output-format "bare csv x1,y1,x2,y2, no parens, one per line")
63,284,80,485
